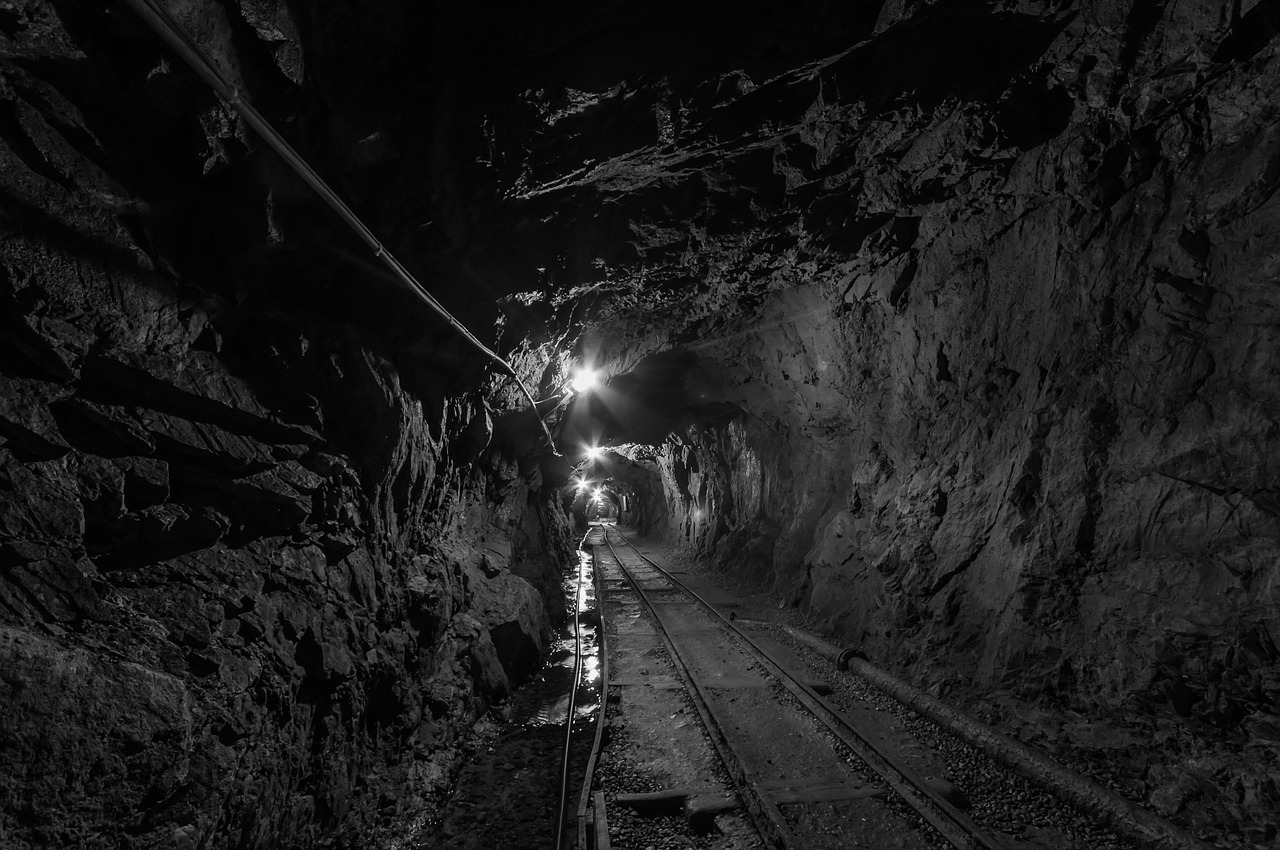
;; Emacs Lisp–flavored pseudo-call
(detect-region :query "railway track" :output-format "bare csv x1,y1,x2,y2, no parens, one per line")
573,525,1012,850
567,526,1213,850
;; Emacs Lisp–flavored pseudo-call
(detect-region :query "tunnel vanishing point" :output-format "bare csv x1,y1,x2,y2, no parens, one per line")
1,1,1278,848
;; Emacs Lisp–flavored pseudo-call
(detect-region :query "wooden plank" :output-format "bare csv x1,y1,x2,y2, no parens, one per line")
701,678,770,689
757,777,888,805
613,786,724,815
593,791,611,850
685,792,738,830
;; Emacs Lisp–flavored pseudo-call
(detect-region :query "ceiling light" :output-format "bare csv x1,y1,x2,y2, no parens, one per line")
571,367,598,393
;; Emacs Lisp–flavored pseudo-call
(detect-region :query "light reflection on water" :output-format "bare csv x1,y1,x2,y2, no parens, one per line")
508,542,602,728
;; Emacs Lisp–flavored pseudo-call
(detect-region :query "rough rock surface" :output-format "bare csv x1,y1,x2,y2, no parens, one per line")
495,1,1280,845
5,0,1280,847
0,2,572,847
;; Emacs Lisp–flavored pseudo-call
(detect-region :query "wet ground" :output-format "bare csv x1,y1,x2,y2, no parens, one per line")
425,547,601,850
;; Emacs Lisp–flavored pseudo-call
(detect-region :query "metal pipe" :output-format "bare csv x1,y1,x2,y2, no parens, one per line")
121,0,559,456
781,625,859,670
782,626,1214,850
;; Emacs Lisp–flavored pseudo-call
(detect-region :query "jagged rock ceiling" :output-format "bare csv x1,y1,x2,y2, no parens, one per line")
2,0,1279,847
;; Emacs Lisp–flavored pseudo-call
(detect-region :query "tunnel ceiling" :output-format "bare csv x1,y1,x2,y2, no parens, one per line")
502,1,1074,342
360,0,1270,456
0,0,922,431
6,0,1258,449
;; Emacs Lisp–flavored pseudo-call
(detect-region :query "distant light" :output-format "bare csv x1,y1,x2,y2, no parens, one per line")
584,446,603,461
574,477,587,491
571,367,599,393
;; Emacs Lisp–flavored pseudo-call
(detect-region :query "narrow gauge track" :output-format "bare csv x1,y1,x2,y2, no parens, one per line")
588,526,1015,850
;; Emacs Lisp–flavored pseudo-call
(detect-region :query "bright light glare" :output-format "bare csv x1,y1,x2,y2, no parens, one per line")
584,446,603,461
571,368,598,393
574,478,587,491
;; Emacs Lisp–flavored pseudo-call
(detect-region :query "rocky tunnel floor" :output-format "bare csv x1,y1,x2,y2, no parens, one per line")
612,533,1269,850
421,524,1266,849
424,699,578,850
588,529,759,850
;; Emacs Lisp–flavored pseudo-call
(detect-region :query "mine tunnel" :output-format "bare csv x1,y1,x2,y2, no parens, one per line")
0,1,1277,849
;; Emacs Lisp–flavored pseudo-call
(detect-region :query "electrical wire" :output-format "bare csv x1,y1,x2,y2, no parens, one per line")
121,0,559,456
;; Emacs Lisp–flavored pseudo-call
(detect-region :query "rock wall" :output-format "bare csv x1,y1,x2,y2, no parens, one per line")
500,0,1280,842
641,0,1280,719
0,2,572,847
6,0,1280,845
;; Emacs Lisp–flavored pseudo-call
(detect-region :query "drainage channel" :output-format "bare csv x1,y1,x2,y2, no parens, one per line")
430,536,602,850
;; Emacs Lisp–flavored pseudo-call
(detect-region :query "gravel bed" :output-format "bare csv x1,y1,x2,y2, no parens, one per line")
592,641,738,848
758,621,1135,850
765,678,950,849
630,533,1166,850
618,539,946,849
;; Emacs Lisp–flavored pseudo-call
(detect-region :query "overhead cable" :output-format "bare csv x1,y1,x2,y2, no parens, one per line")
121,0,559,456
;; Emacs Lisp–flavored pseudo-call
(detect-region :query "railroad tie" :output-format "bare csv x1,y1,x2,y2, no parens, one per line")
758,776,890,806
612,786,740,832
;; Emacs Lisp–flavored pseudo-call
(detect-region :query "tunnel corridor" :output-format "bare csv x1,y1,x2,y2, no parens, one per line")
0,1,1278,848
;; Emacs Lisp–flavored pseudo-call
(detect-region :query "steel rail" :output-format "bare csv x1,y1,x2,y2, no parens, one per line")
606,527,1011,850
121,0,559,456
600,533,797,849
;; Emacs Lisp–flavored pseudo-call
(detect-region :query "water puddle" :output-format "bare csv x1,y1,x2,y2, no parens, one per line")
508,545,601,729
425,535,605,849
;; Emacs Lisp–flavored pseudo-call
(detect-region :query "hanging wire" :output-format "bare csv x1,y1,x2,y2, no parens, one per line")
122,0,559,456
